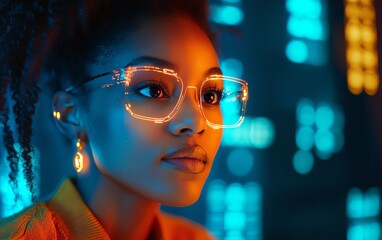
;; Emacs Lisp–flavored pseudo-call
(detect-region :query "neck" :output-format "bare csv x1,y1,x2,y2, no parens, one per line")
75,172,160,239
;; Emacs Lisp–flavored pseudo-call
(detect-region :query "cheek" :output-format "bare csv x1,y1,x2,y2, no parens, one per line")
204,128,223,160
87,107,162,172
84,90,158,166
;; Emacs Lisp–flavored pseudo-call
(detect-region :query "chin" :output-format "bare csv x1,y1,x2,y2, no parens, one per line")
159,189,202,207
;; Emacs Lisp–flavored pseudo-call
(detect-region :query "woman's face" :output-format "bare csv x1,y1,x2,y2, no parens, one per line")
82,16,222,206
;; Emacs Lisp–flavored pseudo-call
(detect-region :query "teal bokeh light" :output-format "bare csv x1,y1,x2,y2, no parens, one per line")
347,188,381,219
293,150,314,174
226,183,246,211
316,104,335,129
347,188,381,240
220,6,244,25
348,222,381,240
286,0,322,18
315,129,335,154
211,5,244,26
297,99,315,126
222,0,241,4
222,117,275,149
296,126,315,151
224,183,246,231
286,40,308,63
207,179,226,213
249,118,275,149
287,17,324,40
245,182,262,213
227,149,254,177
221,58,244,78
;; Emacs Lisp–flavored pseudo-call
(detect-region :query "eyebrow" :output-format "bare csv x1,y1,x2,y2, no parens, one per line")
127,56,177,70
127,56,223,77
84,56,223,87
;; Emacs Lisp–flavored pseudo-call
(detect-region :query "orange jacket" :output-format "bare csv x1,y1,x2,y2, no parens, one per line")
0,179,215,240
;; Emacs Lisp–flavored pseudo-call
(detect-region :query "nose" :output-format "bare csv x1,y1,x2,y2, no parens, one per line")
168,86,205,136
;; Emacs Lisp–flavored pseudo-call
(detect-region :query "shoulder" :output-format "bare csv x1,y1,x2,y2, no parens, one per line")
0,203,58,239
158,211,216,240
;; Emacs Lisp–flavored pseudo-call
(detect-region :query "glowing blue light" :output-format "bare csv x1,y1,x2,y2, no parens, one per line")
226,183,246,211
222,117,275,149
308,19,325,40
364,188,380,218
315,149,332,160
296,126,315,151
293,150,314,174
315,129,335,153
225,231,245,240
222,0,241,3
297,99,315,126
347,188,364,219
220,6,244,25
347,188,381,219
286,40,308,63
210,5,244,26
224,184,247,238
245,182,262,213
0,143,40,218
347,187,382,240
227,149,254,177
286,0,322,18
287,16,304,38
221,58,244,78
287,16,324,40
207,179,226,213
206,179,226,239
249,118,275,149
316,104,335,129
224,212,246,230
348,222,381,240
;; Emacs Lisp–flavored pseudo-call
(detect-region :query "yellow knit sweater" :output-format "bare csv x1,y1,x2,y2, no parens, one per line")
0,179,215,240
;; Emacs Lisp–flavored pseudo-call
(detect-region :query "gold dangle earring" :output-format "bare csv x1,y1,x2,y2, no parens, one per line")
74,139,84,173
53,110,61,120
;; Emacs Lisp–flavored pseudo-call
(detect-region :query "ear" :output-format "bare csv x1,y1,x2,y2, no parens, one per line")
52,91,84,141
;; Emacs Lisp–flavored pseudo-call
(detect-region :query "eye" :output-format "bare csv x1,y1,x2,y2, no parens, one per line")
203,90,222,104
136,84,169,98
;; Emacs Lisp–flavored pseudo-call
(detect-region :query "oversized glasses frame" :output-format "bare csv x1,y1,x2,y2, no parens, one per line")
66,65,249,129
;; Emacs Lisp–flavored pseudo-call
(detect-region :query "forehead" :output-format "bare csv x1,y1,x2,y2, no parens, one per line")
88,17,219,81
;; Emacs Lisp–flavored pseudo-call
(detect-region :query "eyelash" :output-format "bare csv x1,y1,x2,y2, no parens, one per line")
132,80,170,97
202,86,224,103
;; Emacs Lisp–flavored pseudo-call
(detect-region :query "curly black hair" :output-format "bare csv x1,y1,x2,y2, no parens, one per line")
0,0,213,202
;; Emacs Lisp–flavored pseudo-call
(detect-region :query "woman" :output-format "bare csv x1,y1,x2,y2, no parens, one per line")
0,0,248,239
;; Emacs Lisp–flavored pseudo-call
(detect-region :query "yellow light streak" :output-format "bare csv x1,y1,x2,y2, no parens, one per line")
345,0,379,95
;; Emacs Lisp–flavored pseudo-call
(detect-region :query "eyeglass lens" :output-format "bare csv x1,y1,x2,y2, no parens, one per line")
123,69,247,127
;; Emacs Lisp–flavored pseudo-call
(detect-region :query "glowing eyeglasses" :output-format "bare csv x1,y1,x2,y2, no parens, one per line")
66,65,248,129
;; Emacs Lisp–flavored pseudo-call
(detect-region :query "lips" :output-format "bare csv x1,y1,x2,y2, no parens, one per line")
161,146,207,174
